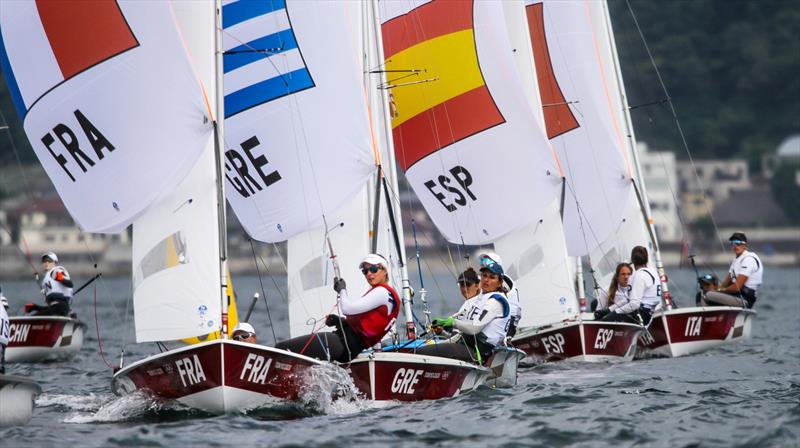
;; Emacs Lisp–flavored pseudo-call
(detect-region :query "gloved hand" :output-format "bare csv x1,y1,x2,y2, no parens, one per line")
324,314,341,327
333,277,346,294
594,308,611,320
431,316,454,329
24,303,35,313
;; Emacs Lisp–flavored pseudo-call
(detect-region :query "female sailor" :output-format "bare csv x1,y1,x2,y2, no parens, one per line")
594,263,638,323
25,252,73,317
275,253,400,363
422,257,512,364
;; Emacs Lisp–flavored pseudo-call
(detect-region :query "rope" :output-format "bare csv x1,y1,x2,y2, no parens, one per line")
248,239,277,344
93,286,113,370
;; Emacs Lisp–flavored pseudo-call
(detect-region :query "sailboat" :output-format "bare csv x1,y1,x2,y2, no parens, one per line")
0,1,350,414
4,314,86,362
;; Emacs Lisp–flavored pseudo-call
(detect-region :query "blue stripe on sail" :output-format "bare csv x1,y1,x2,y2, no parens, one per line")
224,29,298,73
0,32,27,119
222,0,287,29
225,68,313,118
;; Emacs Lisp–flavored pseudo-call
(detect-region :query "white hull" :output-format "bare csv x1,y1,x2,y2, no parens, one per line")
0,375,42,426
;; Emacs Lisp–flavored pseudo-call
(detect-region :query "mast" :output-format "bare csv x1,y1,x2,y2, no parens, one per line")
600,0,673,309
368,0,416,339
213,0,231,335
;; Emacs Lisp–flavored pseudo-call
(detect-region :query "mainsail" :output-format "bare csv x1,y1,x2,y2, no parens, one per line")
378,0,561,245
221,0,376,243
0,1,214,233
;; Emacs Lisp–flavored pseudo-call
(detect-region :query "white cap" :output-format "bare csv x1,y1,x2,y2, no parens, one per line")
359,253,388,269
233,322,255,335
478,251,514,290
42,251,58,263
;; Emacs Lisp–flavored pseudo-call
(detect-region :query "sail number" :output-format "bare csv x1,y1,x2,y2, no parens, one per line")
541,333,565,354
8,323,30,343
40,109,115,183
175,355,207,387
424,165,476,212
594,329,614,350
391,368,423,395
240,353,273,385
685,316,702,337
225,135,282,198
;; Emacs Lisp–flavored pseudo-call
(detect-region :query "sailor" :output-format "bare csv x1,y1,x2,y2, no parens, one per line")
232,322,257,343
432,267,481,337
627,246,661,325
25,252,73,317
695,273,718,306
594,263,638,323
477,252,521,338
423,256,512,364
1,290,9,374
275,253,400,363
702,232,762,308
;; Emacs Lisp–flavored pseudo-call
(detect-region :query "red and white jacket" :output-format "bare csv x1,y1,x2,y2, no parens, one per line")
341,284,400,347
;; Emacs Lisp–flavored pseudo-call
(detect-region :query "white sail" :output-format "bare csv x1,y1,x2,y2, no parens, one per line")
0,2,214,233
221,0,376,243
495,0,578,327
378,0,560,245
131,2,221,343
524,0,643,257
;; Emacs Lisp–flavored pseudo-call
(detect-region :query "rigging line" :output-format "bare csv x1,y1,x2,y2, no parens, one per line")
249,238,277,344
624,0,726,255
93,286,114,370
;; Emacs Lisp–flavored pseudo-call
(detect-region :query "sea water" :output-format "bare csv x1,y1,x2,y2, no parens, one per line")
0,267,797,447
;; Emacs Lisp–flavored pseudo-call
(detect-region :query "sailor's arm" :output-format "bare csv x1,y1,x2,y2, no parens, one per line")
453,299,503,335
340,287,391,315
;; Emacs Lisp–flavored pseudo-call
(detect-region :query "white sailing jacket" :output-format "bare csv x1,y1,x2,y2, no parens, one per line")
0,302,9,346
729,250,763,291
453,291,511,347
631,266,660,310
42,266,73,300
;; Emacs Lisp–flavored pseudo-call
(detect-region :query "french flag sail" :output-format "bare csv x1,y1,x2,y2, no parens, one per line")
222,0,375,243
378,0,561,245
0,1,214,233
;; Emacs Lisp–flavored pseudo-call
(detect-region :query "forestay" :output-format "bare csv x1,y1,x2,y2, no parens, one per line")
221,0,375,242
378,0,560,245
0,2,214,233
132,3,221,343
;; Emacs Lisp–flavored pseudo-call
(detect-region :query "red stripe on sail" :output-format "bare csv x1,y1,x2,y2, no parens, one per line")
526,3,579,139
382,0,473,59
36,0,138,79
393,86,504,171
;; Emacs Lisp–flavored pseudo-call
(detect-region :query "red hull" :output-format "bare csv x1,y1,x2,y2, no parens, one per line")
112,340,331,413
637,306,755,358
512,320,641,363
348,352,489,401
6,316,86,362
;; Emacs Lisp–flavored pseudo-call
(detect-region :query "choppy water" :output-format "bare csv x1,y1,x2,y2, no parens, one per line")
1,268,798,447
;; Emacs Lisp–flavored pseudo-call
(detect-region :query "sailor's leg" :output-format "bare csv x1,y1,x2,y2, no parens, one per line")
702,291,746,308
275,332,345,362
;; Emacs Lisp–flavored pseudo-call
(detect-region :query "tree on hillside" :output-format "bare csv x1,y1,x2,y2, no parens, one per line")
771,162,800,224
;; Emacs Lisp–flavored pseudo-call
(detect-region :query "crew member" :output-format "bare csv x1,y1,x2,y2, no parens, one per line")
232,322,257,343
696,274,718,306
433,267,481,337
619,246,661,325
26,252,73,316
702,232,762,308
422,255,512,364
594,263,638,323
477,252,521,338
275,254,400,363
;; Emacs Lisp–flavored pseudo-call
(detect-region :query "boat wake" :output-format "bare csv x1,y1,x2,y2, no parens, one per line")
58,391,192,424
297,363,366,415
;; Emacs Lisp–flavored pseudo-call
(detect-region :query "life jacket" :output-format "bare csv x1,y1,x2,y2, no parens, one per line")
42,266,73,300
345,284,400,347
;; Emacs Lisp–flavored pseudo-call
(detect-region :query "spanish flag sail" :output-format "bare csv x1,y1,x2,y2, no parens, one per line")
379,0,561,244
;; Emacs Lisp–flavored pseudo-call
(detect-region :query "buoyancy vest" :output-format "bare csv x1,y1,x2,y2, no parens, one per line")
473,292,511,347
0,303,9,346
345,284,400,347
42,266,73,300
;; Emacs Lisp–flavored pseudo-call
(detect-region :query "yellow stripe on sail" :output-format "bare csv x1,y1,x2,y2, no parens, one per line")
165,235,180,267
181,272,239,344
386,29,485,129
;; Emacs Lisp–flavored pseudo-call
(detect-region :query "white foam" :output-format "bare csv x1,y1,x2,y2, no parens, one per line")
62,391,161,423
297,363,367,415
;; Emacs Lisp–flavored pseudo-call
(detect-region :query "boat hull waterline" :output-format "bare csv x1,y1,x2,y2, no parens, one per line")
112,340,335,414
512,320,642,363
636,306,755,358
6,316,87,362
348,352,491,402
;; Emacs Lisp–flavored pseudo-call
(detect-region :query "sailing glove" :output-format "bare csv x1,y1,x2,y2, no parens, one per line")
333,277,346,294
431,316,454,329
594,309,611,320
325,314,342,327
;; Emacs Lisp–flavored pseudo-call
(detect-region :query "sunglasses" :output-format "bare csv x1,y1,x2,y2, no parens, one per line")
232,332,253,341
479,257,497,268
729,240,745,247
361,265,382,275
